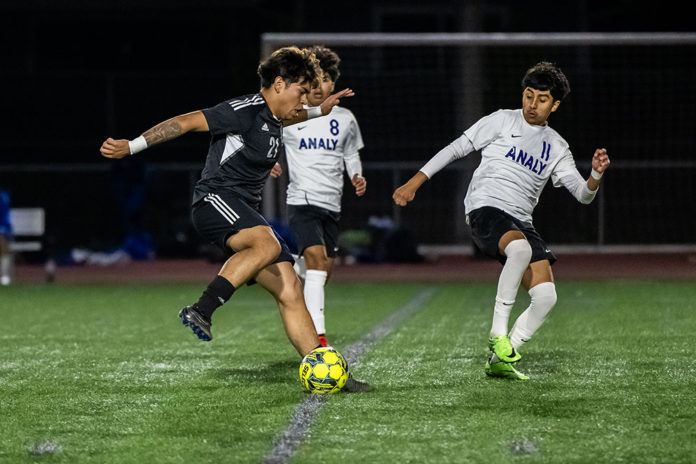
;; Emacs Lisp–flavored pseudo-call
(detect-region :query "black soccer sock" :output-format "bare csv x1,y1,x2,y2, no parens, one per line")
195,275,236,320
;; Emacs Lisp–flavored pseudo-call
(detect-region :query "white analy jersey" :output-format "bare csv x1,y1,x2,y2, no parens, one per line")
283,106,364,212
421,109,596,223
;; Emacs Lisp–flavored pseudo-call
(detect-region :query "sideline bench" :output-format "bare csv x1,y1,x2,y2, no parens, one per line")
9,208,45,253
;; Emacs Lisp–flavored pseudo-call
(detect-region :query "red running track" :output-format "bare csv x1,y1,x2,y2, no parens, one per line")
12,253,696,285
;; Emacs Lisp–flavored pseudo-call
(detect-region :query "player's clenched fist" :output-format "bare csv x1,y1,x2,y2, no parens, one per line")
393,171,428,206
352,174,366,197
393,183,417,206
100,138,131,159
270,162,283,178
592,148,610,174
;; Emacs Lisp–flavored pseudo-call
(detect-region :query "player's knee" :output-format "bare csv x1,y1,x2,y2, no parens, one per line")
277,275,305,308
267,241,282,263
505,239,533,264
255,234,282,264
531,282,557,311
314,256,331,272
304,247,329,271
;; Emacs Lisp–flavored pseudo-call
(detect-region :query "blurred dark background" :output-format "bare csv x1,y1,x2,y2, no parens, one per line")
1,0,694,261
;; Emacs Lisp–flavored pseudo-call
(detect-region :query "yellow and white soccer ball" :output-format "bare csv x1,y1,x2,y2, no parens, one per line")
299,347,349,394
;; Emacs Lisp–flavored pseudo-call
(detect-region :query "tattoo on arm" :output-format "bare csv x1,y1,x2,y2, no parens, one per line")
142,119,183,146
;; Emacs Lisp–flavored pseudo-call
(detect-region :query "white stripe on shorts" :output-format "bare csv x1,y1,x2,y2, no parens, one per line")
204,194,240,224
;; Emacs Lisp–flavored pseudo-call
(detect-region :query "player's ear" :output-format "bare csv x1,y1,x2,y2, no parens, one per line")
273,76,285,94
551,100,561,112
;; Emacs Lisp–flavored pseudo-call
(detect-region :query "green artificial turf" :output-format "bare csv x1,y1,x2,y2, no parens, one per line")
1,281,695,463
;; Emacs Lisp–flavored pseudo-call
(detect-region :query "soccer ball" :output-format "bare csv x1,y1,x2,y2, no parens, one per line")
299,347,349,394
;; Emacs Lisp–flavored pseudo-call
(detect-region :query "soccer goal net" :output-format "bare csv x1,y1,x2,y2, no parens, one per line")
261,33,696,252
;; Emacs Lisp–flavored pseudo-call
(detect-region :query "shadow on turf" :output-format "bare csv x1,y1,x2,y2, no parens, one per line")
210,359,298,385
205,351,568,390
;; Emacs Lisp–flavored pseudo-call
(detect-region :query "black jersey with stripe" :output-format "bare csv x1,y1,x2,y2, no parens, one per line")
193,93,284,207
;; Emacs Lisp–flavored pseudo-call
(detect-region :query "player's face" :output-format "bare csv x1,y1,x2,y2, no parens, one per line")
307,75,335,107
522,87,560,125
274,78,311,120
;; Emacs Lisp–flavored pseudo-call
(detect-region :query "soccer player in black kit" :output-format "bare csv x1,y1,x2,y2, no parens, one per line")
100,47,368,391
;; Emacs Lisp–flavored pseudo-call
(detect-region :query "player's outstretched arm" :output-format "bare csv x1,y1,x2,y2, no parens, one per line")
586,148,610,191
283,88,355,127
393,171,428,206
100,110,209,159
351,173,366,197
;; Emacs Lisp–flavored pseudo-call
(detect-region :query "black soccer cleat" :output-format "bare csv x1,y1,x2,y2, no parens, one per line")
178,305,212,341
342,374,373,393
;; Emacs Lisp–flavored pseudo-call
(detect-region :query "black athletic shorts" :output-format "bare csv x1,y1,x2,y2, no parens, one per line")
466,206,557,265
192,192,294,264
287,204,340,258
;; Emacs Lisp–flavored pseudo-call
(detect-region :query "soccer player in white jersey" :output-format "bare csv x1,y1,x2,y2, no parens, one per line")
272,46,366,347
393,62,610,380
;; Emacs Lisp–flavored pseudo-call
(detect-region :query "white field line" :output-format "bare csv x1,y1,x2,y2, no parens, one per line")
263,288,435,464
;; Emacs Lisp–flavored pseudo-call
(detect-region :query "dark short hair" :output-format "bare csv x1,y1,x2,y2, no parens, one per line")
257,46,322,89
307,45,341,82
521,61,571,101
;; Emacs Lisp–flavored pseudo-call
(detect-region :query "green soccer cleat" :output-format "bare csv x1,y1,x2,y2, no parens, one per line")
485,360,529,380
488,335,522,363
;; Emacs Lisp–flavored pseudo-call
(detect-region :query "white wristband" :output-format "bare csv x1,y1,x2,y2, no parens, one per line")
306,106,322,119
128,135,148,155
590,168,603,180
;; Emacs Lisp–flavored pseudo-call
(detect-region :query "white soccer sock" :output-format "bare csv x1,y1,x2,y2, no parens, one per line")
304,269,328,335
490,239,532,338
0,255,11,285
509,282,557,350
